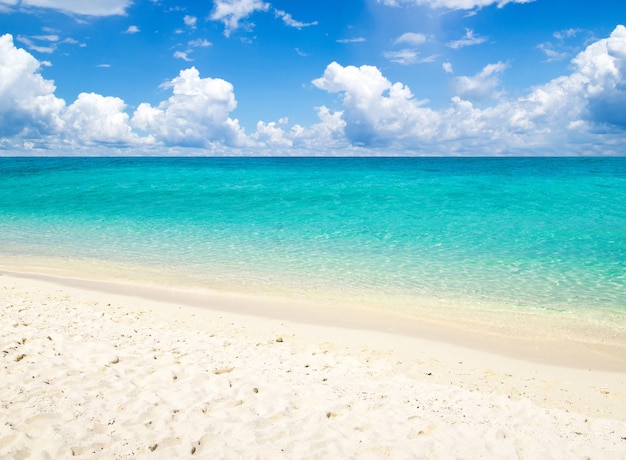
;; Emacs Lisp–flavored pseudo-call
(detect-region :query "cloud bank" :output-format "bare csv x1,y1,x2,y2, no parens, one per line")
1,25,626,155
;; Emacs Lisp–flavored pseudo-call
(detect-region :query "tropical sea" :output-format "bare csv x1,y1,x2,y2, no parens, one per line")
1,157,625,339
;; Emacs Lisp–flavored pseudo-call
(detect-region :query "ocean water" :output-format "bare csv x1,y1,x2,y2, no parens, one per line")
1,157,625,326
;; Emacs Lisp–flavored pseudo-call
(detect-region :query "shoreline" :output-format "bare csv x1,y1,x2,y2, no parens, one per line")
2,271,626,458
1,264,625,373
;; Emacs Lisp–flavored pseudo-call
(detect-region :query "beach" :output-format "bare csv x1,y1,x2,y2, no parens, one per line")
1,271,625,459
2,1,626,455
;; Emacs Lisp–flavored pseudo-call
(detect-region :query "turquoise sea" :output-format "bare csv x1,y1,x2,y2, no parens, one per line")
1,157,625,333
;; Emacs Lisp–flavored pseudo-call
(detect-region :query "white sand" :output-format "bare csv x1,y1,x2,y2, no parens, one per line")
1,272,626,459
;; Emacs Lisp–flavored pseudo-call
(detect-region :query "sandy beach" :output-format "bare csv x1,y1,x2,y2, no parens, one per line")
1,271,626,459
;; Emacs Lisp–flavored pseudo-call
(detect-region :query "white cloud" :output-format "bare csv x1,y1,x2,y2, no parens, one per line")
571,24,626,128
274,9,318,29
537,28,585,62
253,106,349,151
385,49,437,64
447,28,487,49
131,67,246,147
14,0,131,16
174,39,211,63
0,35,248,150
188,39,212,48
16,35,57,53
554,28,581,40
394,32,427,46
337,37,367,44
124,25,140,34
384,49,419,65
378,0,533,10
443,61,454,73
452,61,507,100
311,26,626,154
2,26,626,156
15,33,83,54
536,43,568,62
0,33,65,138
253,120,292,146
386,33,432,65
210,0,270,37
174,51,193,61
294,106,347,148
312,62,439,146
184,15,197,29
63,92,138,144
31,34,59,42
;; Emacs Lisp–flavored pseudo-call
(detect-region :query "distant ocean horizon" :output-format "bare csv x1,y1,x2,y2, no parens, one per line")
1,156,625,336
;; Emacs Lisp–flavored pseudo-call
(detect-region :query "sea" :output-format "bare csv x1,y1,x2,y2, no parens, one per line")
1,157,625,336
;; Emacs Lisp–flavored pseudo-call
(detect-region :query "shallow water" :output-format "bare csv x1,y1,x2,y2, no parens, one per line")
1,157,625,326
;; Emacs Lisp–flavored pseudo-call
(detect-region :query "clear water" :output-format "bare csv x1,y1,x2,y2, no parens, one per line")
1,157,625,322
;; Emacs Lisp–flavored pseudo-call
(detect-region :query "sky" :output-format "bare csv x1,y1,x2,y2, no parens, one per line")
0,0,625,156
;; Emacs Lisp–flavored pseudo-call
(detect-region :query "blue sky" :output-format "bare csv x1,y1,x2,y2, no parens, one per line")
0,0,625,155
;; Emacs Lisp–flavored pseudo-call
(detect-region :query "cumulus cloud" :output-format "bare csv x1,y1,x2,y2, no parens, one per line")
64,92,139,144
131,67,246,147
378,0,534,10
293,106,347,148
500,28,626,135
569,24,626,128
2,26,626,155
8,0,131,16
0,35,249,150
0,33,65,138
124,25,140,34
452,61,507,100
210,0,270,37
253,119,292,146
311,26,626,153
253,107,349,151
312,62,438,146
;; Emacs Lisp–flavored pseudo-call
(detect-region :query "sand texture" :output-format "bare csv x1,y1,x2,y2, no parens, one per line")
1,274,626,459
